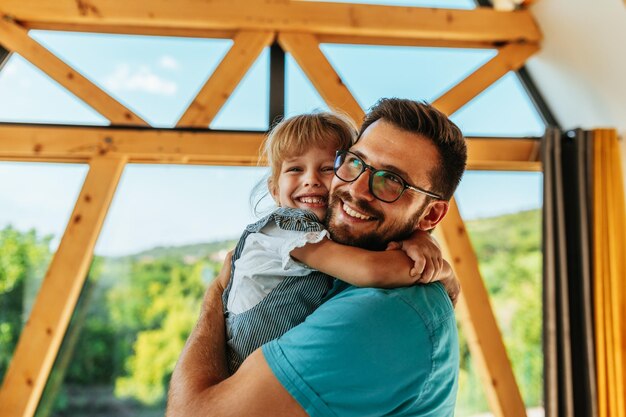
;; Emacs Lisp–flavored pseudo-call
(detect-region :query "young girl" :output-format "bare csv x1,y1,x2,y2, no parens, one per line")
222,112,454,373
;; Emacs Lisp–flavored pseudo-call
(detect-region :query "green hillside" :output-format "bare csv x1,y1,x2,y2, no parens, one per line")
467,209,541,261
115,239,238,262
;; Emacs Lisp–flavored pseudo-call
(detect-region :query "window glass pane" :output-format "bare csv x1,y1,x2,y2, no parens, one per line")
451,72,546,137
95,165,266,256
456,171,543,219
3,23,547,416
0,55,108,125
287,46,546,138
0,162,88,384
33,165,268,416
285,54,330,117
319,44,497,111
455,171,544,416
210,48,270,131
29,31,233,127
0,163,89,247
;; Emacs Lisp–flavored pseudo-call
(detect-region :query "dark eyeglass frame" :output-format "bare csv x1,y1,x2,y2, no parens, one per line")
333,150,443,202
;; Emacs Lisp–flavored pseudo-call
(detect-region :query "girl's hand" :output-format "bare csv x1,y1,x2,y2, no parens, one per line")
386,235,460,305
386,230,443,284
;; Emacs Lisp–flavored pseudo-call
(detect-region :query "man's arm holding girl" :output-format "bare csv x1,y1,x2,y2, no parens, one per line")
166,252,308,417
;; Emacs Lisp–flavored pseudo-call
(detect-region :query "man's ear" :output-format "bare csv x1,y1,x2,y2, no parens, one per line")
417,200,449,231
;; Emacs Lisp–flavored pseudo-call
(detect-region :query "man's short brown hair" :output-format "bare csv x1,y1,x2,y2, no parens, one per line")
358,98,467,201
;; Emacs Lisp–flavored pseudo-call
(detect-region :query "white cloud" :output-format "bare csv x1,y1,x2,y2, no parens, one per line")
104,64,177,95
158,55,180,70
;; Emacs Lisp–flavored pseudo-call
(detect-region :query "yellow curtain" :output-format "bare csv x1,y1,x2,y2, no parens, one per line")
594,129,626,417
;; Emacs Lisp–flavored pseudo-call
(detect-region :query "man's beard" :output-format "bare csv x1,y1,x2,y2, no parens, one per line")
325,189,427,251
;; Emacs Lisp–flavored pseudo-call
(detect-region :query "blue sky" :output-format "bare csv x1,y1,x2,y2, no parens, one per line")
0,4,545,256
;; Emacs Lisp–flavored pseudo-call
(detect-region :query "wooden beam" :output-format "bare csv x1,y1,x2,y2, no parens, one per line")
0,124,540,170
177,30,274,127
433,42,540,116
0,156,126,417
316,34,498,49
0,0,542,43
0,17,147,125
278,32,364,125
435,199,528,417
467,138,541,171
21,22,237,39
0,124,266,165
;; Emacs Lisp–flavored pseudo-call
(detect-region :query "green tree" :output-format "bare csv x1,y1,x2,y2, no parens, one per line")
457,209,543,413
109,259,209,405
0,226,52,379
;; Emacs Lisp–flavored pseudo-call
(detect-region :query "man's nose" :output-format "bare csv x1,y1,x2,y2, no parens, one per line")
349,170,375,201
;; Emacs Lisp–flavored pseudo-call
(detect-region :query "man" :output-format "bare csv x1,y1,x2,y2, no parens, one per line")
166,98,467,417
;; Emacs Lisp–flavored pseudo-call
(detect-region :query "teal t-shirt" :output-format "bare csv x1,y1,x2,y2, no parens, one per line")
262,281,459,417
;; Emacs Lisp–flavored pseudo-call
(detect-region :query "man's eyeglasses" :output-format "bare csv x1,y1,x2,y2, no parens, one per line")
333,150,443,203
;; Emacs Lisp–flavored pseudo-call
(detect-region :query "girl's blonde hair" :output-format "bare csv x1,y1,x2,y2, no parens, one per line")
251,111,357,215
264,111,357,195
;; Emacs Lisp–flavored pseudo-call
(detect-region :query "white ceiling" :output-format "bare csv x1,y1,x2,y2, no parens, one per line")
527,0,626,186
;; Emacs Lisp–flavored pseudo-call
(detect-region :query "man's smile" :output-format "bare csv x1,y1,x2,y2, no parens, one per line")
342,202,374,221
330,190,382,225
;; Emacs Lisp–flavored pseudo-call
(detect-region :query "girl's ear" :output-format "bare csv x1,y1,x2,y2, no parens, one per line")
268,178,280,206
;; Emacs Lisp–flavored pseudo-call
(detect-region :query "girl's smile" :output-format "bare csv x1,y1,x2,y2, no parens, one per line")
272,145,336,221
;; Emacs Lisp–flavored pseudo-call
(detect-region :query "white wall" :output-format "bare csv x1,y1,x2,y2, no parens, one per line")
528,0,626,133
527,0,626,192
